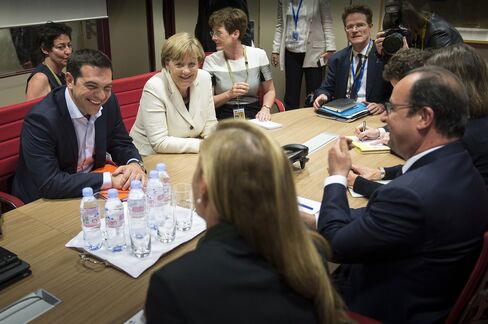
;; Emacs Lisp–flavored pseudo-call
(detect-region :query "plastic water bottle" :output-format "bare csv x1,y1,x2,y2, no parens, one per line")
146,170,165,230
104,188,126,252
128,180,151,258
80,187,102,251
156,163,171,205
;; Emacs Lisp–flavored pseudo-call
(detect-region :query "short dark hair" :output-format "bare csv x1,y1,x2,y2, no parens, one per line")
208,7,248,41
426,43,488,119
406,66,468,138
67,49,112,82
383,48,432,82
38,22,72,56
342,4,373,26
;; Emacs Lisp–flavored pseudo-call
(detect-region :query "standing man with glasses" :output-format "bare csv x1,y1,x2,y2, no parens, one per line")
313,4,391,115
316,66,488,323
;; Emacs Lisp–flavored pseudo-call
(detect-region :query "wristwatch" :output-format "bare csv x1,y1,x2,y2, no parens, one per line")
129,159,146,173
379,167,386,180
262,104,271,110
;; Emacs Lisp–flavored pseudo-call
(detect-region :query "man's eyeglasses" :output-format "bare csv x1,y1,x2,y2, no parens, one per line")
344,23,369,32
385,101,413,114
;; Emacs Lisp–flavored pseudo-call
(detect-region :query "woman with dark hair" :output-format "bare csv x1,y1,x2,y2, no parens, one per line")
145,120,348,324
25,22,72,100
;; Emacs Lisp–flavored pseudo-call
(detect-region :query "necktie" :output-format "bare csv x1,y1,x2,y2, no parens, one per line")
349,53,363,100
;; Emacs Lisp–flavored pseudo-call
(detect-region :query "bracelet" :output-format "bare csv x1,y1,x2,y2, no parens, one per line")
262,104,271,110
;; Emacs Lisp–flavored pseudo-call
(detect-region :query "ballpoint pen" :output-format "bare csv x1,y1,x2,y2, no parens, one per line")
361,120,367,141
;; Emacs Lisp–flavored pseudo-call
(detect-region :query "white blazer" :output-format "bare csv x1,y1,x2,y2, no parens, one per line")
272,0,336,70
130,69,217,155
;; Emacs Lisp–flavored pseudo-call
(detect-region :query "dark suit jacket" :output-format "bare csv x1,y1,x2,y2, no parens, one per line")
145,223,319,323
12,86,141,203
314,44,392,103
318,141,488,323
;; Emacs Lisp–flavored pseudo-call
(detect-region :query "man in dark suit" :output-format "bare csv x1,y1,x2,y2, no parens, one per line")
313,4,392,115
318,66,488,323
12,49,146,203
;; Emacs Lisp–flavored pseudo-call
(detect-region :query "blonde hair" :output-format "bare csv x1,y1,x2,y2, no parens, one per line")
160,32,204,66
199,120,348,324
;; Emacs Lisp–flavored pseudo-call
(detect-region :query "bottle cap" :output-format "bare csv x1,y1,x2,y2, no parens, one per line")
149,170,158,179
131,179,142,189
108,188,118,198
156,163,166,171
82,187,93,197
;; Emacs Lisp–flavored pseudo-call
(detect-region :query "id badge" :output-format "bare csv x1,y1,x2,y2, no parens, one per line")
233,108,245,120
292,31,299,41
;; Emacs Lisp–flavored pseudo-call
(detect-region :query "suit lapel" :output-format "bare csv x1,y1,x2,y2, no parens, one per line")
56,89,78,171
94,112,107,167
366,47,379,99
339,48,352,98
163,69,195,127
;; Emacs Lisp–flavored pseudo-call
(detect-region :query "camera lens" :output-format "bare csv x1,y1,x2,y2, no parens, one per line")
383,32,404,55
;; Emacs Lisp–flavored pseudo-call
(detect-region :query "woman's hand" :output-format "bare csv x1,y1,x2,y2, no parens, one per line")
255,106,271,121
228,82,249,99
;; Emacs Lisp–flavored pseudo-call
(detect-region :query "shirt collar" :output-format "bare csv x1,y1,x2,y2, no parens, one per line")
64,87,103,121
352,39,372,57
402,145,444,174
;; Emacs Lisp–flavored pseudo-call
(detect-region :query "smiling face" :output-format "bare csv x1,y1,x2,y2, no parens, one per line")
43,34,72,69
211,25,237,51
66,65,113,116
165,53,199,97
344,13,372,52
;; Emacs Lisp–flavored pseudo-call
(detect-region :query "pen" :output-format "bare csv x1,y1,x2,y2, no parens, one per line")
360,120,367,141
298,203,314,211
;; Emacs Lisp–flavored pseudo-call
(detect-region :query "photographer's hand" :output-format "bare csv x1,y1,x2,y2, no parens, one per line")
375,31,386,56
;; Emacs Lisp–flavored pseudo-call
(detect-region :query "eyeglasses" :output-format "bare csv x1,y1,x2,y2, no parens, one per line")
344,23,369,32
385,101,413,114
209,30,224,38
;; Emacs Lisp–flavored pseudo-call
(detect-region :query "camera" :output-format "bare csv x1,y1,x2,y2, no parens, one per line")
382,0,408,56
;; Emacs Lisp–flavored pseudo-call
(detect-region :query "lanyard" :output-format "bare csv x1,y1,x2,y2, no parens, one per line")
224,46,249,84
290,0,303,32
45,63,62,86
348,40,372,98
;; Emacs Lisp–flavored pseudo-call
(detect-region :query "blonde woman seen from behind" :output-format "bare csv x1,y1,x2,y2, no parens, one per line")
130,32,217,154
145,120,349,324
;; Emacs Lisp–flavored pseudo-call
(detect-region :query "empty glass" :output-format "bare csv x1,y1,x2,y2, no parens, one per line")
173,183,193,231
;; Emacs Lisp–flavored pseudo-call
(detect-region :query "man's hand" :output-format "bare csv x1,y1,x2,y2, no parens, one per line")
350,164,382,181
375,31,386,56
111,163,147,190
347,170,359,188
313,94,328,111
300,211,317,229
228,82,249,99
328,136,352,177
255,106,271,121
354,124,381,141
366,102,385,115
271,53,279,67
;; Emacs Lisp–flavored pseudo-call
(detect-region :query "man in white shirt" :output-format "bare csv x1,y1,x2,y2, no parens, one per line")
13,49,146,203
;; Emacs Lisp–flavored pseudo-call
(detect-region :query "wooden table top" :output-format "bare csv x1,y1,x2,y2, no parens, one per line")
0,108,402,323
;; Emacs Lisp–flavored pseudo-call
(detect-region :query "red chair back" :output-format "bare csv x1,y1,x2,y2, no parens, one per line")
445,231,488,323
0,97,42,193
112,71,158,132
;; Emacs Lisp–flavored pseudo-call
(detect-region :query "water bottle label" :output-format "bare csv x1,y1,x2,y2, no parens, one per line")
105,209,124,228
128,200,145,218
82,207,100,227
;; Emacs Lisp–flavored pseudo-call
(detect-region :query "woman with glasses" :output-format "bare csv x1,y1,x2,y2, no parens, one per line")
203,7,276,121
272,0,336,109
130,32,217,154
145,120,348,324
26,22,72,100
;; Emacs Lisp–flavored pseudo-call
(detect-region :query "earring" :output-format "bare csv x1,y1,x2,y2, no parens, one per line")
196,198,202,204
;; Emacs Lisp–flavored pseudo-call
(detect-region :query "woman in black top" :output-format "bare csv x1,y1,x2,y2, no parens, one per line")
26,22,72,100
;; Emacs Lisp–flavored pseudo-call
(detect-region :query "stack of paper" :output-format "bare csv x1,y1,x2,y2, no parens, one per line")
348,136,390,154
249,119,282,130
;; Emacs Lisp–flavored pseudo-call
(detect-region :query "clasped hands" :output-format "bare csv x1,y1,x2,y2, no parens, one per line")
328,136,382,187
111,163,147,190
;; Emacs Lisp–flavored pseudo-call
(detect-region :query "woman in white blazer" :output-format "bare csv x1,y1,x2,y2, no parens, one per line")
130,33,217,155
272,0,336,110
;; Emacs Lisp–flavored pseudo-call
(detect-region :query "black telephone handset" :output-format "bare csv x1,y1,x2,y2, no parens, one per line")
283,144,309,169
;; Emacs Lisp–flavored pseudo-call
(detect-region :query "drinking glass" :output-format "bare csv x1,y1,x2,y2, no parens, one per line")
173,183,193,231
157,203,176,243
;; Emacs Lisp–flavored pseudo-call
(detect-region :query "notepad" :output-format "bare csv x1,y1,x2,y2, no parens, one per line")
249,119,282,130
348,136,390,154
303,132,338,154
316,102,369,122
321,98,358,112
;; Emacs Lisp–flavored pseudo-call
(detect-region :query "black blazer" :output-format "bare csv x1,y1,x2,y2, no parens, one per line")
318,142,488,323
314,44,392,104
145,223,319,323
12,86,141,203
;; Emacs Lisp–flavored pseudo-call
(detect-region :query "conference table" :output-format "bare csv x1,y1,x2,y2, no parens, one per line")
0,108,402,323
